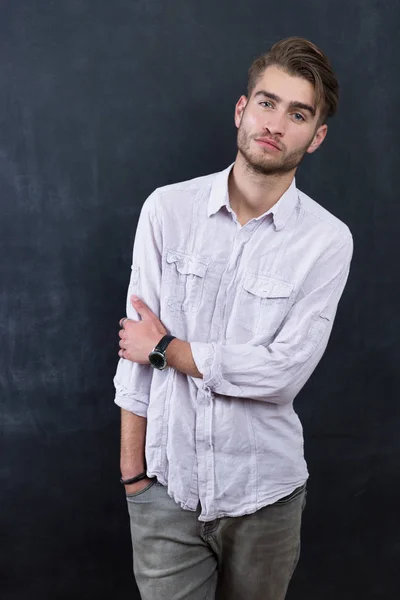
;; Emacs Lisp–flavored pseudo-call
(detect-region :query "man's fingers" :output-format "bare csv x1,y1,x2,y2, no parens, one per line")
131,296,155,321
119,317,130,329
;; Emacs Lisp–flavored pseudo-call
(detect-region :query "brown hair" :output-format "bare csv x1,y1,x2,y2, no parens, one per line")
247,37,339,123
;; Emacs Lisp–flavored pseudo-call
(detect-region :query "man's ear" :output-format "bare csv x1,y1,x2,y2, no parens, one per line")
307,123,328,154
234,95,248,129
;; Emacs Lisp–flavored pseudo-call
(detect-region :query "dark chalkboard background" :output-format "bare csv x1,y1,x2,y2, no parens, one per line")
1,1,398,599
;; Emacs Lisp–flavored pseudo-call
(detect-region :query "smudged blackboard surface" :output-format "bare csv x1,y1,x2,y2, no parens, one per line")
1,1,398,598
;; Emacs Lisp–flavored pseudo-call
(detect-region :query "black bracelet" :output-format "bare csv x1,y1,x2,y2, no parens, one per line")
120,471,148,485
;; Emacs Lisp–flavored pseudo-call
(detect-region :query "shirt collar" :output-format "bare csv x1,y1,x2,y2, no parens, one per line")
207,162,299,231
207,163,234,218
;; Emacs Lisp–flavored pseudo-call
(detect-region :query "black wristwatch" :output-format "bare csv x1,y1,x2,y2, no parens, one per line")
148,334,176,370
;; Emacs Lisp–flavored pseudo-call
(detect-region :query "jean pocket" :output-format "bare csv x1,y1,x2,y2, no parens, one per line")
164,249,209,314
125,478,158,498
275,483,306,506
237,272,293,336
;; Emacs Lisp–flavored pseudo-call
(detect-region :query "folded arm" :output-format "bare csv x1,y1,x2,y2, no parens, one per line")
168,235,353,405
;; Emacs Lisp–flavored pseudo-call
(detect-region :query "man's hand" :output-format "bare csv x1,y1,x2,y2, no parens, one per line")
118,295,167,363
119,295,203,379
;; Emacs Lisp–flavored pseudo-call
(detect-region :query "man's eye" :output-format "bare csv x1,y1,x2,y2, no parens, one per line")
293,113,305,122
260,101,273,108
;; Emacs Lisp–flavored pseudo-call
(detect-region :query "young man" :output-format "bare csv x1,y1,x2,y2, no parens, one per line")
114,37,353,600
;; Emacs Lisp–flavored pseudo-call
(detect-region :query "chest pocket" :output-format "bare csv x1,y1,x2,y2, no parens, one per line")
237,273,294,337
164,249,209,313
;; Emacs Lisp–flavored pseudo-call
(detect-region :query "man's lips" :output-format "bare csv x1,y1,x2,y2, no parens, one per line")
254,137,282,151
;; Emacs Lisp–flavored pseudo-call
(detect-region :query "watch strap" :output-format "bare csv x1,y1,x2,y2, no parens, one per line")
155,334,176,354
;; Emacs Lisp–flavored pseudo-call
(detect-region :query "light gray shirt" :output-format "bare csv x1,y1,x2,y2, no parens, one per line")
114,163,353,522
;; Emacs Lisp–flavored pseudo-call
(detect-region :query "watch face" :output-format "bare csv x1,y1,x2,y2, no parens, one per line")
149,351,167,370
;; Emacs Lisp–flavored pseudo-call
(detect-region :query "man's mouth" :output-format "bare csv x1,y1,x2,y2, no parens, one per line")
254,137,282,151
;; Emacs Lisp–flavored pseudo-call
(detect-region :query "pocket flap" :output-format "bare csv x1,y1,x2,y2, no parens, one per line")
166,250,208,278
243,274,293,299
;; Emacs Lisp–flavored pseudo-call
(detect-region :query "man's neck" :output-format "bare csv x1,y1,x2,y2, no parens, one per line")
228,153,296,226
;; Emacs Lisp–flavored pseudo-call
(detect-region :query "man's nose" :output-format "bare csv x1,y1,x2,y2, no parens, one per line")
264,111,286,137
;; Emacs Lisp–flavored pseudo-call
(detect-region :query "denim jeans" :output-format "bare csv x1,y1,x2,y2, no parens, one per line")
126,479,306,600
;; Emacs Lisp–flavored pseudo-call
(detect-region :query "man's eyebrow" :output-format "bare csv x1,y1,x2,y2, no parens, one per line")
254,90,316,117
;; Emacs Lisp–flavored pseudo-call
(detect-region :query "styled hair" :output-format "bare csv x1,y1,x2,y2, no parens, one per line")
247,37,339,123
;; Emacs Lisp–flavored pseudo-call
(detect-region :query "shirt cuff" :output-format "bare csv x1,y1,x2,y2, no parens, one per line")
113,378,149,418
190,342,223,392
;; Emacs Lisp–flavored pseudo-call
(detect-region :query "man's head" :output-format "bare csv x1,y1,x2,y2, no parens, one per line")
235,37,339,176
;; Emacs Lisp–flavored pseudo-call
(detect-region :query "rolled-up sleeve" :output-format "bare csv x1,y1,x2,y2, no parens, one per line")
113,190,162,417
191,234,353,405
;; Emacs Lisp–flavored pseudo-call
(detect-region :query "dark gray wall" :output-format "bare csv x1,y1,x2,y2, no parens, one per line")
0,1,398,598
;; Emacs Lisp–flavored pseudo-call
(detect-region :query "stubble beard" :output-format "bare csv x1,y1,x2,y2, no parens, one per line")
237,124,314,177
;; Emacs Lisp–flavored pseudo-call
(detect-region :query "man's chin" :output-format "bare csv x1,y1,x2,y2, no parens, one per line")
244,154,283,175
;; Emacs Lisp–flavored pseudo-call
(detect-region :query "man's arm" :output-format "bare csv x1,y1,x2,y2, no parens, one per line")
120,409,153,492
114,190,162,489
120,232,353,407
188,235,353,404
114,190,162,416
166,339,202,378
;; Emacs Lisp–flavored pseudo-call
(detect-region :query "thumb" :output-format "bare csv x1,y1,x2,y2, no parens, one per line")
131,295,155,321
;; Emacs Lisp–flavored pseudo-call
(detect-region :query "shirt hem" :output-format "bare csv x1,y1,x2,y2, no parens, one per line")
196,478,309,522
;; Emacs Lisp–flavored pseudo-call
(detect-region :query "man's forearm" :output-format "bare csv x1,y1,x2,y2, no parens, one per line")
120,408,147,477
166,339,203,378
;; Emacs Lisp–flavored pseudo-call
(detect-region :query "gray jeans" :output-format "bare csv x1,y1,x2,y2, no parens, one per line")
126,479,306,600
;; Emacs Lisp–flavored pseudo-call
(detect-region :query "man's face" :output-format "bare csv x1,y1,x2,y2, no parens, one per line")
235,65,328,176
